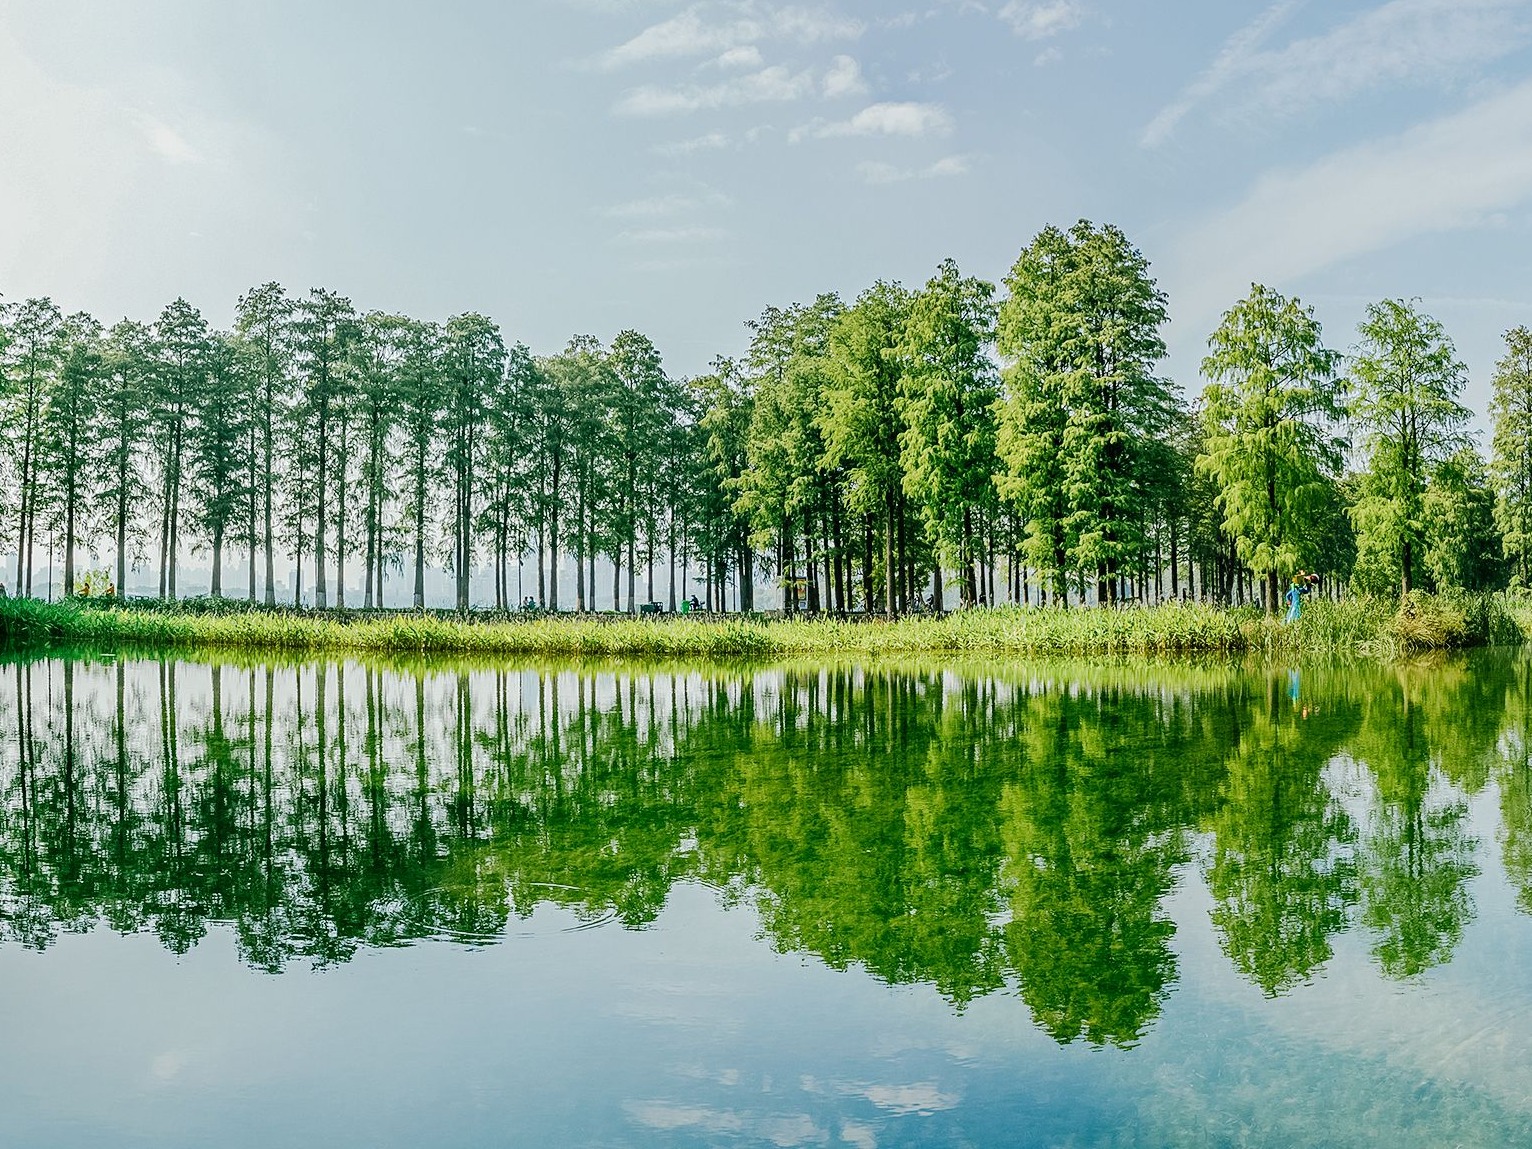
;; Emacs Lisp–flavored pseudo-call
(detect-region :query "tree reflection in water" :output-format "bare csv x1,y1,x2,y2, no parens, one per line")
0,652,1523,1046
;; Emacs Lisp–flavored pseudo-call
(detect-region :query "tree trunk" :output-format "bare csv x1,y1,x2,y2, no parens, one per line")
315,399,329,610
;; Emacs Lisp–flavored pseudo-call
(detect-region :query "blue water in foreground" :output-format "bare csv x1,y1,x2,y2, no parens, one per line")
3,652,1532,1147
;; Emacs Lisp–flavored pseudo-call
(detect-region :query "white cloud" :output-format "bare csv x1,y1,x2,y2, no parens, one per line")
600,9,760,68
653,131,734,155
858,154,970,183
616,65,817,114
796,101,954,140
822,54,867,98
598,2,862,69
714,45,765,69
603,191,730,217
1168,76,1532,325
999,1,1085,41
131,113,201,165
616,225,729,243
1144,0,1531,146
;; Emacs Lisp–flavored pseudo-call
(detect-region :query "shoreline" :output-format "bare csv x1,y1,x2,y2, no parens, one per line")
1,593,1523,660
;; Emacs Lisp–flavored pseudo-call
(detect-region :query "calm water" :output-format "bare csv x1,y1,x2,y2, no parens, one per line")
4,651,1532,1147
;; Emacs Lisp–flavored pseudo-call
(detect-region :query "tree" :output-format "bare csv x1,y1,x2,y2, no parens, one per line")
3,298,63,596
42,313,104,597
99,320,155,598
821,281,913,616
1489,326,1532,587
996,223,1175,605
153,299,211,600
440,314,506,612
607,331,668,613
397,319,442,610
899,258,997,609
187,333,249,598
351,312,405,608
293,288,356,609
1422,447,1502,592
1348,299,1470,598
693,358,755,612
233,284,294,607
1197,285,1346,612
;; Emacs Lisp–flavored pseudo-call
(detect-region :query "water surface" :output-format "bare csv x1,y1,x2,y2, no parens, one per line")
4,651,1532,1146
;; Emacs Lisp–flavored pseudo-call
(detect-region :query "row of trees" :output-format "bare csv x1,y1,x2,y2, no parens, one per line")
2,220,1528,613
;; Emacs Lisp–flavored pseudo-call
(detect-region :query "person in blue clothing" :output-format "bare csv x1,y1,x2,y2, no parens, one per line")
1285,571,1316,622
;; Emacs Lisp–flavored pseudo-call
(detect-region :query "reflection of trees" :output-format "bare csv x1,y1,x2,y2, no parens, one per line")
0,652,1522,1035
1000,683,1192,1046
1500,661,1532,913
1352,669,1479,979
1203,673,1358,996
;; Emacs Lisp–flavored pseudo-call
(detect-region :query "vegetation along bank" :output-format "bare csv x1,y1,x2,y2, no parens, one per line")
1,594,1526,660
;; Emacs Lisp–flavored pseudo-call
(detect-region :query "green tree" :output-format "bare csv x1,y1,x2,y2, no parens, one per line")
293,288,356,609
3,298,64,596
398,319,442,610
441,314,506,612
1348,299,1470,598
822,281,913,616
99,320,155,598
43,313,105,598
1197,285,1346,612
606,330,668,613
996,223,1175,605
1489,326,1532,587
153,299,211,601
187,333,250,598
899,259,997,609
233,284,294,607
1423,447,1502,591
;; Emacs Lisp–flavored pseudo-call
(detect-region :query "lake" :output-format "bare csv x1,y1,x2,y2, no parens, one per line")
3,650,1532,1147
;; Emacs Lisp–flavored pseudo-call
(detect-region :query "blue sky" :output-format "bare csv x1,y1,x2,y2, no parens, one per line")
4,0,1532,422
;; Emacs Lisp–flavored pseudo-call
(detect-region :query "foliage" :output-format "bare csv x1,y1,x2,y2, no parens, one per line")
1348,299,1471,598
1198,284,1346,610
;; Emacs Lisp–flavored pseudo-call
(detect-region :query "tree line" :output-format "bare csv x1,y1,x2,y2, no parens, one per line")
3,219,1530,614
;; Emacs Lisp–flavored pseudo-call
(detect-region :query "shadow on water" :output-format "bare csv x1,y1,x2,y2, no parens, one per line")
3,649,1532,1049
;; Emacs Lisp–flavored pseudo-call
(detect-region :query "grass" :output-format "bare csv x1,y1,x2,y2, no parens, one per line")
2,591,1526,660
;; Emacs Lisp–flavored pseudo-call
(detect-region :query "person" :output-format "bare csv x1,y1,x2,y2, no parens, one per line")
689,594,701,613
1285,573,1308,623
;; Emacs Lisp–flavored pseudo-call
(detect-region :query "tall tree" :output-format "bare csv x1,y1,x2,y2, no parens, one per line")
43,313,104,597
607,330,667,613
899,258,997,609
99,320,154,598
293,288,356,609
1490,326,1532,587
441,313,506,612
1348,299,1470,598
233,283,294,607
1197,285,1346,612
352,312,406,608
822,281,913,616
153,299,211,600
3,298,63,596
188,333,249,598
398,319,442,610
997,223,1175,605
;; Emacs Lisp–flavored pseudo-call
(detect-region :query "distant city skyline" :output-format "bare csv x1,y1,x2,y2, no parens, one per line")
5,0,1532,429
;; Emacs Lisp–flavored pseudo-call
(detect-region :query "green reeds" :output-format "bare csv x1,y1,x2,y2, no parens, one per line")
0,593,1525,660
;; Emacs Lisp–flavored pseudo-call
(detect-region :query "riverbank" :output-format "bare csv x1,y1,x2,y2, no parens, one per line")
1,592,1524,659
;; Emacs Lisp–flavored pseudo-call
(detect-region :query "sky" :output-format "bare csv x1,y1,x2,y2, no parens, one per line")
4,0,1532,425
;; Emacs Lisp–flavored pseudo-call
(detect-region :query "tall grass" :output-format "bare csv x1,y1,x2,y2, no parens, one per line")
0,593,1525,660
